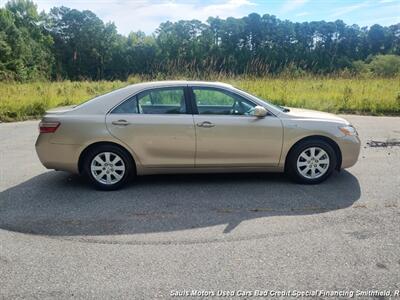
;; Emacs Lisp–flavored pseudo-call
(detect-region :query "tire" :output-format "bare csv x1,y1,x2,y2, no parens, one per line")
286,139,337,184
83,144,134,190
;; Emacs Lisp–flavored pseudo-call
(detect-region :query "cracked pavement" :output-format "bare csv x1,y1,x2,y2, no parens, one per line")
0,115,399,299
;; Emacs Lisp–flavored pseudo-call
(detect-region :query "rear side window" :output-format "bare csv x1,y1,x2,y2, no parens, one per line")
112,87,186,114
112,96,138,114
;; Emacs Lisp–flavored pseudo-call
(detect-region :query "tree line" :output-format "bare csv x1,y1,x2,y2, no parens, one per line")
1,0,400,81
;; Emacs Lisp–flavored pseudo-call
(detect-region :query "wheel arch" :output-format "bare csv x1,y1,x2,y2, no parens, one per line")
78,141,137,175
284,135,342,171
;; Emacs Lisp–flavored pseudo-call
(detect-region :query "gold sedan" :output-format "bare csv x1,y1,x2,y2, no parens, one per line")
36,81,360,190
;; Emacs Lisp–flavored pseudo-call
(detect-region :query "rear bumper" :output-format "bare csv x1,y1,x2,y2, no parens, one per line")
338,135,361,169
35,134,80,174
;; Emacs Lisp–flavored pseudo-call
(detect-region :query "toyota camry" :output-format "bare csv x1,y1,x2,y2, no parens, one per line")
35,81,360,190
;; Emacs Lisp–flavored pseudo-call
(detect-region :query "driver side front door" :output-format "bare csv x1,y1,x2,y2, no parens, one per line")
191,86,283,167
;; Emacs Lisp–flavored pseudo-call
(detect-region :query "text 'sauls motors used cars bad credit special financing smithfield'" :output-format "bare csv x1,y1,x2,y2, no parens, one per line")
35,81,361,190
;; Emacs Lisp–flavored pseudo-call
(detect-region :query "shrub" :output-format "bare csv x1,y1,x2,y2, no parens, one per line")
351,60,370,76
369,55,400,77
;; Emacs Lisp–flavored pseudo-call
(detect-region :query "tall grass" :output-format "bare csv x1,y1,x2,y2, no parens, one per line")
231,77,400,115
0,81,128,121
0,76,399,122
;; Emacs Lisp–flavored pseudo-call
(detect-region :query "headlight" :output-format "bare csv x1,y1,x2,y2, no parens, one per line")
339,125,358,136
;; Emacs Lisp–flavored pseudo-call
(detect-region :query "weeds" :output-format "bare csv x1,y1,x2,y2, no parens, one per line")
0,76,399,122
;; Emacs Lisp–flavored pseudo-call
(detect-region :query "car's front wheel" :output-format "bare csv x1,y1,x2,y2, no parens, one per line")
83,145,134,190
286,139,337,184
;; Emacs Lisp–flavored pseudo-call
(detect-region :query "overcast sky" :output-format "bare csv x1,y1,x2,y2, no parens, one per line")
1,0,399,35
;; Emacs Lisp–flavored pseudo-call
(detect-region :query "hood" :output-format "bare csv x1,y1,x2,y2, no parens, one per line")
283,107,349,124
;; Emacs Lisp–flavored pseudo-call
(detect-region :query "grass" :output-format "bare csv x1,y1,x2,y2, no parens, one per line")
0,81,128,122
0,76,399,122
233,77,400,115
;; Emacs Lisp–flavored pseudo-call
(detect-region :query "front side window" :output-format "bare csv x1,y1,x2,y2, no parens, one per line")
193,87,256,115
112,87,186,114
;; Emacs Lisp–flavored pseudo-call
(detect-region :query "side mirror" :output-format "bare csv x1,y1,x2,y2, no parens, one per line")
252,106,268,117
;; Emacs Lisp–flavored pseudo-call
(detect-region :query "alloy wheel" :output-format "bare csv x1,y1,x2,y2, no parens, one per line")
296,147,330,179
90,152,126,185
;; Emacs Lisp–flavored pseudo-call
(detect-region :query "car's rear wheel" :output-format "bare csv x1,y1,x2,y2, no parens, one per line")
83,144,134,190
286,139,337,184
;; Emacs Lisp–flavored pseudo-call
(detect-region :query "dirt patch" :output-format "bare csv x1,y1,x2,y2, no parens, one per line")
367,139,400,148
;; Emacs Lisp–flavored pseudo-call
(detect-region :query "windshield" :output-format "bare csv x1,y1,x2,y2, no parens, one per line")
260,100,288,112
235,87,289,112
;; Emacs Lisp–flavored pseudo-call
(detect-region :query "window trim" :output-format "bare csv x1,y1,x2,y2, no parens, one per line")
188,86,259,117
110,85,193,115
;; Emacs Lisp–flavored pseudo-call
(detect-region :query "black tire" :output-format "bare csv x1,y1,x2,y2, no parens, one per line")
286,139,337,184
82,144,134,190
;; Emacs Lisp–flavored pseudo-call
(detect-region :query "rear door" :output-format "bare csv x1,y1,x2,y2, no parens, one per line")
190,86,283,167
106,86,196,168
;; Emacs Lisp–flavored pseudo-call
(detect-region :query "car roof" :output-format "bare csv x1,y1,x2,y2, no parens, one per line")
59,80,282,116
127,80,233,89
72,81,235,114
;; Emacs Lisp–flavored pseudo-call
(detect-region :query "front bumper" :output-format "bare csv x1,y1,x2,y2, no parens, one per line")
338,135,361,169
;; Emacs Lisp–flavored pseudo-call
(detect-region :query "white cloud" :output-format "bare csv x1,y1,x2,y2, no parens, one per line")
358,3,400,25
281,0,309,13
203,0,256,14
29,0,256,35
295,11,309,17
331,1,371,18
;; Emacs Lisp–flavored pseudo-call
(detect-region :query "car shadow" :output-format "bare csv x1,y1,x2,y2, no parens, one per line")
0,171,361,236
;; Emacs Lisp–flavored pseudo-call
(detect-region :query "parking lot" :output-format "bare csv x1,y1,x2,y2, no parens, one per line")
0,115,399,298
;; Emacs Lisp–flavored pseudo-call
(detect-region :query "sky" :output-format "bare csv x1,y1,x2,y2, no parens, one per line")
1,0,399,35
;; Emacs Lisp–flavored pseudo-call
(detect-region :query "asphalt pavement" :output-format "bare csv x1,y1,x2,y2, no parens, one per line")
0,115,399,299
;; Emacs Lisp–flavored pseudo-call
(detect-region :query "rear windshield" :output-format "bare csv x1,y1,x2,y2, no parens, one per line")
73,90,118,109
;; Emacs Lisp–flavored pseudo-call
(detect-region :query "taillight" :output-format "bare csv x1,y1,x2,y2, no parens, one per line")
39,121,60,133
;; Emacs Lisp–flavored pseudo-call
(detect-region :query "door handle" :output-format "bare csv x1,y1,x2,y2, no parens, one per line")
196,121,215,128
112,120,130,126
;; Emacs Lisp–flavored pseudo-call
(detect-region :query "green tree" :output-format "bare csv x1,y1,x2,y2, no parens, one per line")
0,0,53,80
2,1,400,81
46,6,118,80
